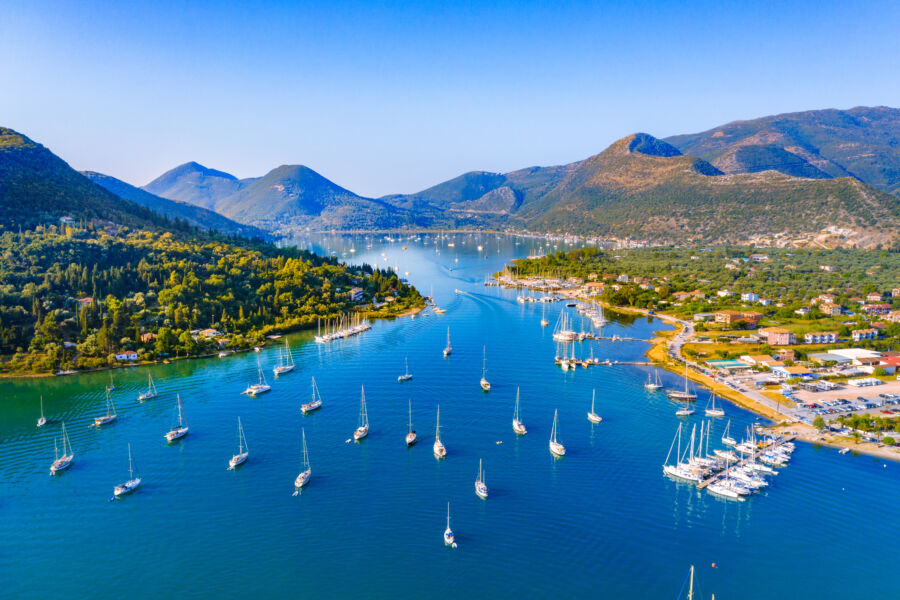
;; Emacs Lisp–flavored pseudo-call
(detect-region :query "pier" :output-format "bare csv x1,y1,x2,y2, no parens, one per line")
696,435,796,489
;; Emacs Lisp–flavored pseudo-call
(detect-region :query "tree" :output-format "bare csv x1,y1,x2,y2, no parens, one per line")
883,436,896,446
813,416,826,431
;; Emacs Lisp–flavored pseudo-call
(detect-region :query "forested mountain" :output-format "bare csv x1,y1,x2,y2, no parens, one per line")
143,161,255,209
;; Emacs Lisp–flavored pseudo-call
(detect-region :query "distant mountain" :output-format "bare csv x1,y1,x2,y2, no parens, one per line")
143,161,256,209
83,171,266,238
0,127,168,230
665,106,900,195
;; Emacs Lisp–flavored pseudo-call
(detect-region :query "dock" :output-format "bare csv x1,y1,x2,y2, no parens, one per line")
696,435,796,489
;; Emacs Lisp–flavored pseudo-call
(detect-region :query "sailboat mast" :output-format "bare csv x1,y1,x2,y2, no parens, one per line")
127,443,134,479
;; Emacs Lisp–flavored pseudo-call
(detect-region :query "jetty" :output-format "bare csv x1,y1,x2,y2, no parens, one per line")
697,435,796,489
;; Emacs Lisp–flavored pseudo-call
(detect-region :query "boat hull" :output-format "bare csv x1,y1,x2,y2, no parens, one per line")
587,412,602,423
50,456,73,474
406,433,417,447
114,478,142,497
229,453,248,469
354,426,369,441
301,401,322,414
549,441,566,457
294,469,311,488
512,420,527,435
165,427,189,442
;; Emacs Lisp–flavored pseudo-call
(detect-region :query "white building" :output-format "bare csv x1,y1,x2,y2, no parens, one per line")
741,292,759,302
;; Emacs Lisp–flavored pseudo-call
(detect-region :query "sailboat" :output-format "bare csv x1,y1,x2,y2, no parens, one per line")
113,443,142,496
644,368,663,391
549,409,566,456
479,346,491,391
512,387,527,435
443,502,455,546
353,386,369,440
397,357,413,382
721,420,737,446
94,388,117,427
405,399,417,447
675,401,695,417
587,389,602,423
443,327,452,357
433,405,447,459
704,393,725,417
164,395,189,442
301,376,323,414
273,339,295,376
37,396,47,427
50,422,74,474
294,428,311,488
228,417,249,469
667,361,697,400
474,459,488,499
138,373,158,401
243,357,271,396
540,302,549,327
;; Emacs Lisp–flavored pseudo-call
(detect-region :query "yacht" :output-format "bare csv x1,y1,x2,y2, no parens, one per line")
644,369,663,391
302,377,324,414
397,357,412,382
549,409,565,456
433,405,447,459
138,373,158,401
405,399,417,447
479,346,491,391
662,424,703,483
443,503,455,546
667,362,697,401
353,386,369,441
50,422,74,474
113,443,142,497
704,393,725,417
721,420,737,446
94,389,118,427
228,417,249,469
587,389,602,423
474,459,488,499
443,327,452,357
37,396,47,427
294,428,311,489
512,387,527,435
273,339,295,376
164,395,189,442
243,357,271,396
540,302,549,327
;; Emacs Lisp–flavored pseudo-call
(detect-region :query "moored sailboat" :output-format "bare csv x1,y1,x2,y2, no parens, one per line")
228,417,249,469
587,389,602,423
433,405,447,459
474,459,488,499
644,368,663,391
479,346,491,391
164,395,189,442
273,339,295,376
302,376,324,414
397,357,412,382
294,428,311,489
512,387,527,435
721,420,737,446
113,443,142,497
704,393,725,417
243,357,271,396
443,502,455,547
94,389,118,427
549,409,565,456
138,373,158,401
50,422,74,474
405,399,417,447
37,396,47,427
353,386,369,440
667,361,697,401
443,327,452,357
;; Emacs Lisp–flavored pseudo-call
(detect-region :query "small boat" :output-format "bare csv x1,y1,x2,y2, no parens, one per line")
474,458,488,499
443,327,452,357
273,339,295,376
405,399,417,447
301,376,323,414
549,409,565,456
113,443,142,497
397,357,413,382
254,346,262,353
138,373,158,401
50,422,74,474
512,387,527,435
704,394,725,417
587,389,602,423
164,395,189,442
433,307,446,314
218,351,229,358
37,396,47,427
243,357,271,396
94,389,118,427
479,346,491,391
353,386,369,441
433,405,447,459
228,417,249,469
644,368,663,391
443,502,455,546
294,428,311,489
675,402,695,417
721,420,737,446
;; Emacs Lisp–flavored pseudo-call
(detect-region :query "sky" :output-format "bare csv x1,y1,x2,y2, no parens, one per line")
1,0,898,197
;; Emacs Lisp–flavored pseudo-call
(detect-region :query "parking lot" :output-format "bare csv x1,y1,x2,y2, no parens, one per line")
790,379,900,420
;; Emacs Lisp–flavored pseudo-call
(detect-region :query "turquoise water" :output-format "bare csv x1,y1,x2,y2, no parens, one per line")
2,233,898,599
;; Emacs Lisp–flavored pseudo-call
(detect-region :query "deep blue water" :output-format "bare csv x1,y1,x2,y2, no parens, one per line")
1,233,897,599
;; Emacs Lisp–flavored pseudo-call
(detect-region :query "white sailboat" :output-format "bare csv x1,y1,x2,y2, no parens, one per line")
474,458,488,499
540,302,549,327
667,361,697,401
273,339,295,376
164,395,189,442
37,396,47,427
675,401,695,417
479,346,491,391
94,389,117,427
353,386,369,440
301,376,323,414
243,357,271,396
512,387,527,435
405,399,417,447
433,405,447,459
50,422,74,474
443,327,452,357
704,393,725,417
228,417,249,469
294,428,311,489
644,368,663,391
549,409,566,456
443,502,455,546
397,357,412,382
721,420,737,446
587,389,602,423
138,373,158,401
113,443,142,496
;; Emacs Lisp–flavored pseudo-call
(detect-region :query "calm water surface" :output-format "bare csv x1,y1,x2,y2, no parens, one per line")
1,233,897,599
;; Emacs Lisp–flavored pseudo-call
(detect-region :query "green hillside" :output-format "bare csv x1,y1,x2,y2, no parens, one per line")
143,161,252,209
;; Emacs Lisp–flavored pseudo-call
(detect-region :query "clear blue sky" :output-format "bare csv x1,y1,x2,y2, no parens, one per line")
2,0,897,197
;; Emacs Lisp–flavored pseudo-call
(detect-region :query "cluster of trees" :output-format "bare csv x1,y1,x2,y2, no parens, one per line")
0,224,422,373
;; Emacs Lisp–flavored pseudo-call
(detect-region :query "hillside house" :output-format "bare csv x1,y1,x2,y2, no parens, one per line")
759,327,796,346
804,331,838,344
